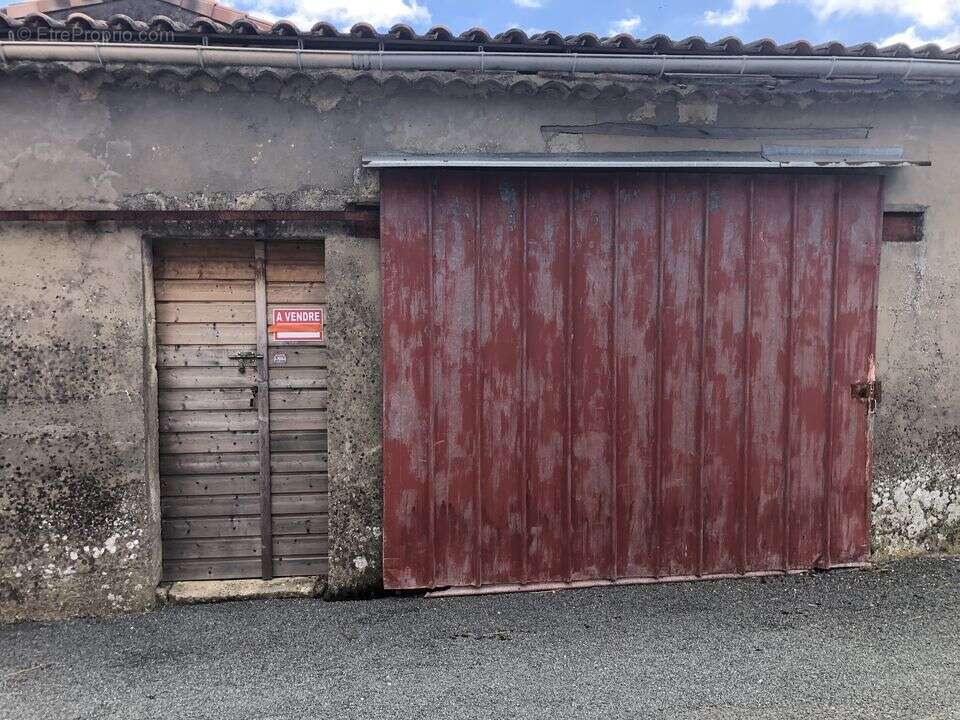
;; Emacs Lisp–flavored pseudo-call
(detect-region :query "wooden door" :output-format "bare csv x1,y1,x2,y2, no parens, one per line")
156,238,329,581
381,170,883,591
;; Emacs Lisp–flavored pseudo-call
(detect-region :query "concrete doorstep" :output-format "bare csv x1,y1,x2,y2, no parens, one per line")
156,576,323,605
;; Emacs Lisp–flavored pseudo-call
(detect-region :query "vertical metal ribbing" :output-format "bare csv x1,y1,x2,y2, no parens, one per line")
782,176,799,570
521,175,530,583
565,176,575,582
610,174,620,580
740,178,754,575
473,181,483,587
653,173,666,578
427,177,436,586
697,176,710,576
822,177,843,569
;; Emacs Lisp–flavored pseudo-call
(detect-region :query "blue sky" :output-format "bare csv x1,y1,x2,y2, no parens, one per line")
231,0,960,48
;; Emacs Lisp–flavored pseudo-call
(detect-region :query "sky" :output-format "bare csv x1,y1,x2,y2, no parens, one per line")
228,0,960,48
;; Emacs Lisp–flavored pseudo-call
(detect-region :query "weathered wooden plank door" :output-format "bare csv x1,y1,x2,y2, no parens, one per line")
156,238,329,581
382,170,882,591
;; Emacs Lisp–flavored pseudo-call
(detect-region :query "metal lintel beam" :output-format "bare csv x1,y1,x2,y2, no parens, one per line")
0,209,380,236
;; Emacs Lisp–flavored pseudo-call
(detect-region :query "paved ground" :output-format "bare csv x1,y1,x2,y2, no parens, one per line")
2,557,958,720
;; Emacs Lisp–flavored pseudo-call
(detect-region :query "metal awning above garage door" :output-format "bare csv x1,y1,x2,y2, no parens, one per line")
380,168,883,592
364,148,929,169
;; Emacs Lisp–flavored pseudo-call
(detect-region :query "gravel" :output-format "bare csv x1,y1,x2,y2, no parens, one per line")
2,557,958,720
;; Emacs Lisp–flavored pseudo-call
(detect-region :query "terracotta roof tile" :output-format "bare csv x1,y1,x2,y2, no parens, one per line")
1,0,959,61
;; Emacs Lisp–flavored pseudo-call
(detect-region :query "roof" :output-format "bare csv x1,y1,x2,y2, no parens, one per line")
1,0,272,30
1,0,959,60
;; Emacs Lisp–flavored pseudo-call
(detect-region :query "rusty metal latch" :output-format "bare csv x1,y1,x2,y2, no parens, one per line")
851,380,882,413
227,351,262,373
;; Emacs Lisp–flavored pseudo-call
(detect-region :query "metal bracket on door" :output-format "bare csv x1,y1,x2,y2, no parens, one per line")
851,380,882,413
227,350,263,373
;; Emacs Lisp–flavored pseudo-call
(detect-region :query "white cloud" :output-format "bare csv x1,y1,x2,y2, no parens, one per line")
609,16,643,35
243,0,431,30
504,21,543,35
881,24,960,47
703,0,960,30
513,0,543,8
704,0,778,27
813,0,956,28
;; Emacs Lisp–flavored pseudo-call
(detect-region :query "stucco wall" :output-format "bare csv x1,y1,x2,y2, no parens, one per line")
0,223,157,622
325,233,383,598
1,62,958,618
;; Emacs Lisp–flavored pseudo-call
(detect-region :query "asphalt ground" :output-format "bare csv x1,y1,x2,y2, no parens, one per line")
2,556,959,720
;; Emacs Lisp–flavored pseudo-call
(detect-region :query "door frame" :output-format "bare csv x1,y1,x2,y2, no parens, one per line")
140,219,345,589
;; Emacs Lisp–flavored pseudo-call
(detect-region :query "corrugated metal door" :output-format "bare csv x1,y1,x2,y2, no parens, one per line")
382,170,882,590
156,238,328,581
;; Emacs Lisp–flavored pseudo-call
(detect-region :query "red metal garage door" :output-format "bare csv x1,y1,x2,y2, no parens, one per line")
381,170,882,591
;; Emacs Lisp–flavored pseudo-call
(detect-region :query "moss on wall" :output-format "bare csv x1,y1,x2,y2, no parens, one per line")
0,225,156,622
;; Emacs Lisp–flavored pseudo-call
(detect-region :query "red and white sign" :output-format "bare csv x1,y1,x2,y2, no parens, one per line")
270,307,324,342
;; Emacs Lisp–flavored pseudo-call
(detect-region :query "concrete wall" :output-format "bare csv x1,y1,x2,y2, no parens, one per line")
1,61,958,618
0,223,157,622
325,233,383,598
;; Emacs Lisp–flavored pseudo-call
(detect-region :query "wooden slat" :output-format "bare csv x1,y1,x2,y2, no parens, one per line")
264,240,325,262
162,514,328,538
157,322,255,345
160,556,328,581
161,453,333,477
158,367,256,389
162,473,259,496
161,472,328,496
160,410,327,432
156,279,255,302
161,493,328,518
158,344,254,368
160,389,257,411
271,472,329,494
268,368,328,388
267,282,326,303
157,280,326,303
154,238,255,258
160,431,259,454
269,390,328,410
271,452,329,473
163,537,259,559
155,257,255,280
161,559,260,581
270,431,327,453
272,535,329,557
160,410,257,432
270,411,327,431
162,494,259,517
265,346,328,367
265,263,326,283
159,345,328,368
156,303,255,324
267,340,328,351
162,535,329,560
160,452,260,475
